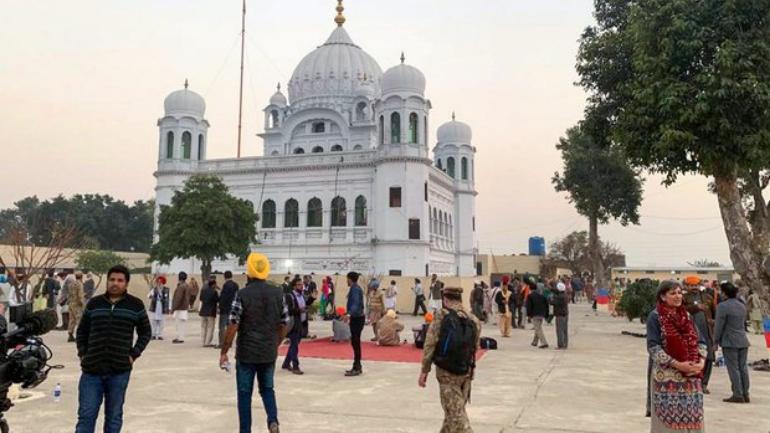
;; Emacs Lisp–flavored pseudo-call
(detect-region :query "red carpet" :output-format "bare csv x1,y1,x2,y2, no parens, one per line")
278,337,488,364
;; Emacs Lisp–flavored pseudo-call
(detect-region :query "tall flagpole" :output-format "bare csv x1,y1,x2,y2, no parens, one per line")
236,0,246,158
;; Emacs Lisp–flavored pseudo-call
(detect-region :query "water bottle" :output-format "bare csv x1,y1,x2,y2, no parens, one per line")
53,383,62,402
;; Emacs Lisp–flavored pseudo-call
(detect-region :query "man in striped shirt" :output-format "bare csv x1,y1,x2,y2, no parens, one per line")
75,265,151,433
220,253,288,433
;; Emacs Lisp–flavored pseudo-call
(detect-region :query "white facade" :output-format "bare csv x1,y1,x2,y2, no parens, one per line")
153,12,478,277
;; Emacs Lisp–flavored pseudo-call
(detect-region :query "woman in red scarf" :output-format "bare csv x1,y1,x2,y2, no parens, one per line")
646,280,706,432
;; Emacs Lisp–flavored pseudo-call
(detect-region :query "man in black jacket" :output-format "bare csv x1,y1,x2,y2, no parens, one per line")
525,280,550,349
199,276,220,347
218,271,239,348
75,265,151,433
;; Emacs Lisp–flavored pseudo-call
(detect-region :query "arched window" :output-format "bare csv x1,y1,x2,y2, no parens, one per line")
293,148,305,154
353,144,363,151
312,122,325,133
437,159,443,170
331,196,347,227
270,110,280,128
461,157,468,180
379,115,385,145
181,131,192,159
356,102,367,121
447,157,456,178
355,196,367,226
424,115,428,145
312,146,324,153
270,150,280,156
409,113,418,144
438,211,444,236
198,134,204,160
166,131,174,159
433,208,438,235
261,200,276,229
429,206,433,233
390,112,401,143
284,199,299,228
307,198,322,227
331,144,343,152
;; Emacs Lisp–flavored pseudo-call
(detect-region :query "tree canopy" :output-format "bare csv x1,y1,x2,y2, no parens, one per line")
150,174,257,277
578,0,770,308
76,250,127,287
0,194,153,253
544,230,626,276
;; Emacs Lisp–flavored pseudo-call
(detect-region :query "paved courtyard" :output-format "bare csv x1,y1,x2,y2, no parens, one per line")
8,304,769,433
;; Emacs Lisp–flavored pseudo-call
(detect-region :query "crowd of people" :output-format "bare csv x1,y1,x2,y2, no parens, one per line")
0,262,765,433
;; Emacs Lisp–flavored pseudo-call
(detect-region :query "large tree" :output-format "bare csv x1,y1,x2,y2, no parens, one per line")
578,0,770,310
553,125,642,288
150,175,257,278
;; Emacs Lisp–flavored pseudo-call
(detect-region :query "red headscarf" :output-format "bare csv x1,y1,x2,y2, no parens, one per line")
656,302,701,377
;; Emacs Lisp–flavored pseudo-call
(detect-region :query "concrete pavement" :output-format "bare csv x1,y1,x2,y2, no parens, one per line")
7,304,769,433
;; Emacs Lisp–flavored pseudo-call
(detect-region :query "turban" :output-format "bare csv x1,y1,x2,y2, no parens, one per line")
246,252,270,280
424,312,434,323
336,306,346,316
684,276,701,286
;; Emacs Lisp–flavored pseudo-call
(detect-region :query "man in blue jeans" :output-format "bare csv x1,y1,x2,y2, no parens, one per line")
75,265,152,433
343,271,365,376
220,252,288,433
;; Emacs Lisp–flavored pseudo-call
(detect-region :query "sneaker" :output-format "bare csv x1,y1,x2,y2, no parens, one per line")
723,396,745,403
291,368,304,375
345,368,362,377
268,422,280,433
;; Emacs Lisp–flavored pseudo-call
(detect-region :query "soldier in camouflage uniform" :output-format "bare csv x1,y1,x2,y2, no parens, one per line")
418,286,481,433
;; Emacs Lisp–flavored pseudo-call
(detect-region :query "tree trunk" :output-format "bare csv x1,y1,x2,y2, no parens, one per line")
713,173,770,314
200,259,212,281
589,215,607,289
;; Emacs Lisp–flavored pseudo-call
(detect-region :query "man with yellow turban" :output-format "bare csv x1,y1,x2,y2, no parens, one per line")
220,252,288,433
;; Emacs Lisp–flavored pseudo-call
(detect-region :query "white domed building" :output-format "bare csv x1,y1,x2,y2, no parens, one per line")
154,4,478,276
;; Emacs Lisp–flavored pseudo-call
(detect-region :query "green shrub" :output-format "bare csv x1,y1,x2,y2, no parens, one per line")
617,279,659,323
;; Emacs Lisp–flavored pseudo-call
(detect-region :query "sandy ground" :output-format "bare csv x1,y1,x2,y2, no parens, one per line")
6,303,770,433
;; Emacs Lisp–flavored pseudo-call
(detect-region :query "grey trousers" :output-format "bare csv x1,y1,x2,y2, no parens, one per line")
723,347,750,398
532,317,548,346
555,316,568,348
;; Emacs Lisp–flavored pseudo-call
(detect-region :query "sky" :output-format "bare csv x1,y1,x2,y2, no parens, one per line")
0,0,732,267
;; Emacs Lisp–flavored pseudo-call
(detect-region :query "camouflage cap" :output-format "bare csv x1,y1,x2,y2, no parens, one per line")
442,286,463,295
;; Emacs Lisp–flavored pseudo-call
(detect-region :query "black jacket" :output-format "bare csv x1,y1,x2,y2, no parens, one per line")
220,280,239,314
550,292,569,317
526,291,549,318
199,286,220,317
149,286,171,314
77,293,152,375
494,290,515,313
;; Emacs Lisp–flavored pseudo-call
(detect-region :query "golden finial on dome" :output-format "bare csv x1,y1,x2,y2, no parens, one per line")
452,111,456,121
184,78,189,89
400,51,405,64
334,0,346,27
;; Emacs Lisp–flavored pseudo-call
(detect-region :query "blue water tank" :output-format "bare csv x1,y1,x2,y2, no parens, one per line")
528,236,546,256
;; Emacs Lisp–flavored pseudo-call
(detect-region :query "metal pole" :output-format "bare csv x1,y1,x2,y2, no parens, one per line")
236,0,246,158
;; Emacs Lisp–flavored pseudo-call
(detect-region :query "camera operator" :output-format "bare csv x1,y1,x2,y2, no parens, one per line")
75,265,151,433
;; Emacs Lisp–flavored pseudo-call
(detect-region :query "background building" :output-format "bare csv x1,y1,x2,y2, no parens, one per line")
153,6,478,277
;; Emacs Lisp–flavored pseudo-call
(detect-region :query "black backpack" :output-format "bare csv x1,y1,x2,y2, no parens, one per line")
480,337,497,350
432,309,478,375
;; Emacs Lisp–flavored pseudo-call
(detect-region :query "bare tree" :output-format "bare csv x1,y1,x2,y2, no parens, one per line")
0,223,83,302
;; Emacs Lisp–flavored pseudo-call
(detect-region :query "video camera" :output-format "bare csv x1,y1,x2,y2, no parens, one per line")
0,303,61,433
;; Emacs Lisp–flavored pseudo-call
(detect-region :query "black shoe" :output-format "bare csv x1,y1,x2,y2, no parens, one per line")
157,336,164,341
744,394,750,403
281,364,291,371
151,336,157,340
172,339,184,344
67,335,75,343
291,368,304,375
531,342,538,347
723,396,745,403
702,387,710,395
345,368,362,377
268,421,280,433
539,344,549,349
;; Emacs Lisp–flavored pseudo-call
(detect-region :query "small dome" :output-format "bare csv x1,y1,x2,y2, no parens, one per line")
437,114,472,144
381,54,425,96
270,83,287,106
164,81,206,117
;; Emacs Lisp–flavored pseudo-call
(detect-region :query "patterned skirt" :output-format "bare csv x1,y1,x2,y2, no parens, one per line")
650,369,704,432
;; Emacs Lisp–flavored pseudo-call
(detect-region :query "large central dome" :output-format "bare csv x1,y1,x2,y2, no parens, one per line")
288,26,382,104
